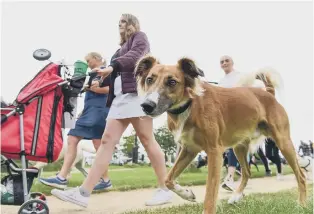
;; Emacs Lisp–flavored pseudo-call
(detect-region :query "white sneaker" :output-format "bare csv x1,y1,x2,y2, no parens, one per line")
221,179,234,192
51,187,89,208
145,188,173,206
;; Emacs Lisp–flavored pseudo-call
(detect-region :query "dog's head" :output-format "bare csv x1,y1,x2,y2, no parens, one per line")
135,55,205,117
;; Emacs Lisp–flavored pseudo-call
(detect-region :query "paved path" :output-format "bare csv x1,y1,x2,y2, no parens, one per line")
1,175,311,214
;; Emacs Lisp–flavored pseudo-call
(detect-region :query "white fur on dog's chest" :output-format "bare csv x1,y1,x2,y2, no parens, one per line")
171,110,191,143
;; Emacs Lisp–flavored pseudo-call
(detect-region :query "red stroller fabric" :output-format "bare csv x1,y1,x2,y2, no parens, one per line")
1,63,65,163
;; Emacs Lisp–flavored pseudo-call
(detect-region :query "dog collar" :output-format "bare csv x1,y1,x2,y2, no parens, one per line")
167,99,192,115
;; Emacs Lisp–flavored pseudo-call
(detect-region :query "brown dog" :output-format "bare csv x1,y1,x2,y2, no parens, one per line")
134,55,307,214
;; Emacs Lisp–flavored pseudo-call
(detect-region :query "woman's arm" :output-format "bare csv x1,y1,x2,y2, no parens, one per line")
94,66,113,79
88,80,109,94
89,86,109,94
111,31,150,73
95,32,149,77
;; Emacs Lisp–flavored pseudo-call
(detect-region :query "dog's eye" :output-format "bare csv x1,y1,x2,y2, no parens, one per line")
167,79,177,87
146,77,153,85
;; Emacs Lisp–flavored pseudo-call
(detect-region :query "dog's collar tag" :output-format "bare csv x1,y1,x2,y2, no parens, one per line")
167,99,192,115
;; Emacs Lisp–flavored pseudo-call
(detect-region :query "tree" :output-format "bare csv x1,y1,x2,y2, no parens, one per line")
154,125,176,157
122,131,136,158
132,134,139,163
121,131,139,163
122,125,176,163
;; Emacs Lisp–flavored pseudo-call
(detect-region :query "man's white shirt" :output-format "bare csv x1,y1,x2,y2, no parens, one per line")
218,70,265,89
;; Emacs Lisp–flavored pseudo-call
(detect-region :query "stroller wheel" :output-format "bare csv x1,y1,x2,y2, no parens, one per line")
29,192,47,202
18,199,49,214
33,49,51,61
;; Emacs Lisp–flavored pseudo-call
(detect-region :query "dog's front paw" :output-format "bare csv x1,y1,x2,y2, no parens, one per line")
180,188,196,202
228,192,244,204
174,184,196,202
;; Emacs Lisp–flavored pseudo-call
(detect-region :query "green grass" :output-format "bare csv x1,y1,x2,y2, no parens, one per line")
27,164,293,196
123,184,313,214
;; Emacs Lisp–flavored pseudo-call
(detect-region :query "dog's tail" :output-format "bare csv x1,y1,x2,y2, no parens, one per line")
255,68,283,96
236,67,284,97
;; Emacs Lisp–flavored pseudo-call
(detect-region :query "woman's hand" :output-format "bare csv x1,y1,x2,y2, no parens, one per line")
89,80,100,92
83,80,99,92
92,66,114,78
91,80,100,88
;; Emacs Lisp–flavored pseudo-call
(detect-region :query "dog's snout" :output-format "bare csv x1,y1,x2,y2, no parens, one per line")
141,100,157,114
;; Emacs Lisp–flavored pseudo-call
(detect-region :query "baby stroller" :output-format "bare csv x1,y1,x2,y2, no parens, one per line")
1,49,94,214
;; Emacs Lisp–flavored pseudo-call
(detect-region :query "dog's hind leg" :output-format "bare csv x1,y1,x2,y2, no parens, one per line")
165,145,199,202
228,141,251,204
265,104,307,206
272,134,307,206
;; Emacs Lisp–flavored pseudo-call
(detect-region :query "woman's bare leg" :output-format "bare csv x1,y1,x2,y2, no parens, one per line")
131,117,167,188
58,135,83,178
131,117,172,206
92,139,110,181
81,119,129,192
39,135,83,188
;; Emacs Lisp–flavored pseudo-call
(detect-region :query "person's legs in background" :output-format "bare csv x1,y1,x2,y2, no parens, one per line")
249,153,260,172
221,148,239,191
265,138,283,180
257,146,272,176
272,144,283,179
222,152,228,171
235,156,242,176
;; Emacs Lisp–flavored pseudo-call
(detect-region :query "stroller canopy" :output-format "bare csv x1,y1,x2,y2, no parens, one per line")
1,63,66,163
16,63,64,104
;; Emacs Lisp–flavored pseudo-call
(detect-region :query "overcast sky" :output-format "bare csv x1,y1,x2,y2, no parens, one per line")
1,1,312,146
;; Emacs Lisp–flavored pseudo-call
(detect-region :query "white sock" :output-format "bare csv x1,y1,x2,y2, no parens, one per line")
102,178,110,183
57,175,66,181
79,186,91,197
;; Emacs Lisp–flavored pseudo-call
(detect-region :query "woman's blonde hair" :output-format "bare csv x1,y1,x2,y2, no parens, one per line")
119,13,141,46
85,52,107,66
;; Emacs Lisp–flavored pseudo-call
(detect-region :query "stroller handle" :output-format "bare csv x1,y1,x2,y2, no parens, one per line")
1,155,39,174
1,108,16,124
88,70,97,76
57,71,100,93
69,70,97,82
79,71,100,94
1,114,8,124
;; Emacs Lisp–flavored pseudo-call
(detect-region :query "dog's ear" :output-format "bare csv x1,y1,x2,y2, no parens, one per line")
197,67,205,77
135,55,159,94
177,57,205,78
135,55,158,78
